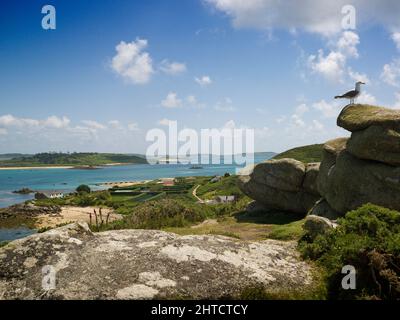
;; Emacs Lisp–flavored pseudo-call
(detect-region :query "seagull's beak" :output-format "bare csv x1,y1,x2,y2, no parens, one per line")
360,82,366,85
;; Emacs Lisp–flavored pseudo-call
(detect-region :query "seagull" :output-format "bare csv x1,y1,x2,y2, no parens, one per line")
335,81,365,104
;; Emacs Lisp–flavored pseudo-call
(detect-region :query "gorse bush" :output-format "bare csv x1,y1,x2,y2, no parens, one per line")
109,199,208,230
299,203,400,300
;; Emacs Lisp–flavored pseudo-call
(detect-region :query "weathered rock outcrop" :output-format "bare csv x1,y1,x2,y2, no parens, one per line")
308,199,341,220
238,159,320,214
303,215,338,240
0,203,61,220
0,223,314,300
337,104,400,132
338,104,400,166
317,104,400,214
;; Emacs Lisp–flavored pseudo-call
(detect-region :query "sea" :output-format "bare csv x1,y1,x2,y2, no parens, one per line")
0,154,273,242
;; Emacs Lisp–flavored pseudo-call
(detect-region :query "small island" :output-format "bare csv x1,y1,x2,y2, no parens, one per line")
0,152,148,170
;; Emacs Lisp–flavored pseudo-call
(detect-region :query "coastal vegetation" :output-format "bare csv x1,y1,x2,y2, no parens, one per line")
0,152,147,167
300,204,400,300
76,184,91,194
28,174,304,240
272,144,324,163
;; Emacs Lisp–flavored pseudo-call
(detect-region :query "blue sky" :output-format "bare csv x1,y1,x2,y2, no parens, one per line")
1,0,400,153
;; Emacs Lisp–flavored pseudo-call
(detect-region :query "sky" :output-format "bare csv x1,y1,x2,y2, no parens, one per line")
1,0,400,154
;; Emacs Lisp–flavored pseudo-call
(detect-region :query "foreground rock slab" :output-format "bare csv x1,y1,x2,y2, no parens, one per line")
0,223,314,300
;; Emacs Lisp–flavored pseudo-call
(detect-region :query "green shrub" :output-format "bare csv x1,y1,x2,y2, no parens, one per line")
299,203,400,300
76,184,91,193
106,199,208,230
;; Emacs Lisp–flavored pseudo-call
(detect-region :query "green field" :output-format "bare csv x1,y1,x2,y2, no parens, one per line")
272,144,324,163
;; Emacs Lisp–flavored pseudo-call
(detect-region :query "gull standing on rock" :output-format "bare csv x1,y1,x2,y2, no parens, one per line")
335,81,365,104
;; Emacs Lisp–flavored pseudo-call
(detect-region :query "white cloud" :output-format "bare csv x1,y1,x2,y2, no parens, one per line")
311,120,324,131
215,97,235,112
44,116,70,129
186,95,206,109
308,31,359,83
195,75,212,86
223,120,237,129
111,38,154,84
391,32,400,50
357,91,377,105
81,120,106,130
312,100,342,118
0,114,39,127
295,103,309,115
336,31,359,58
291,114,305,127
275,116,287,124
381,59,400,87
0,114,70,129
206,0,400,36
160,60,187,75
348,68,370,84
158,118,173,126
161,92,182,108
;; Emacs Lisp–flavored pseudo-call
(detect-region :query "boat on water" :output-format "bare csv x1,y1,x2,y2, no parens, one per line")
189,165,203,169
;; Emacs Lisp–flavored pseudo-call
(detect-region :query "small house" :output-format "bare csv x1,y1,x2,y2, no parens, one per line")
215,195,236,204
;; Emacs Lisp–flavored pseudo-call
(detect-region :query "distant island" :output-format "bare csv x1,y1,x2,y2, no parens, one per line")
0,152,148,169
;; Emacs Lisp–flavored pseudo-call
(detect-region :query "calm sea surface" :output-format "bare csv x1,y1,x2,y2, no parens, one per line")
0,154,270,209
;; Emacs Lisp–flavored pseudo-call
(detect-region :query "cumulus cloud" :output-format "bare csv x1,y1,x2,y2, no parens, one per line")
381,58,400,87
161,92,182,108
312,100,342,118
391,32,400,50
160,60,187,75
205,0,400,36
81,120,107,130
348,68,370,83
44,116,70,128
0,114,70,129
195,75,212,86
186,95,206,109
295,103,309,115
308,31,359,83
111,38,154,84
357,91,377,105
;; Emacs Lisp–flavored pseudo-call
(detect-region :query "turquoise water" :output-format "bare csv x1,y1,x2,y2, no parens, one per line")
0,154,270,208
0,227,36,242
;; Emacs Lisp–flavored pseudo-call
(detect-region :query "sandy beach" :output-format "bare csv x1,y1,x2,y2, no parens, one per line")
101,180,152,188
34,206,123,229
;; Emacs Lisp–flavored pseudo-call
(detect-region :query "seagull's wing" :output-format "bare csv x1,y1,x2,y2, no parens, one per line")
341,90,358,98
335,90,358,99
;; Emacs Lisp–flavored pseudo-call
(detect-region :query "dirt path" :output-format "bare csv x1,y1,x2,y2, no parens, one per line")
192,185,204,203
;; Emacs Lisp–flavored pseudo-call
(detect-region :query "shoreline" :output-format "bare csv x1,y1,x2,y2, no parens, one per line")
0,163,138,171
0,166,74,171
